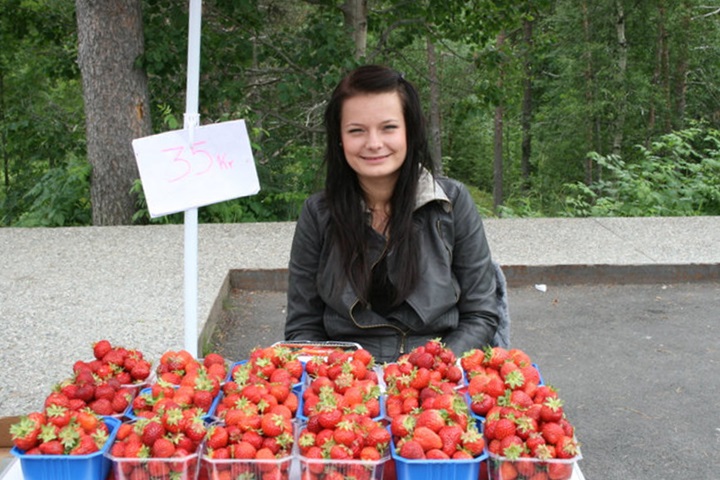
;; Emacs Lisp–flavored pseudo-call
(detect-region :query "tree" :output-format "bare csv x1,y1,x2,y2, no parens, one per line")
493,32,506,212
341,0,369,59
75,0,152,225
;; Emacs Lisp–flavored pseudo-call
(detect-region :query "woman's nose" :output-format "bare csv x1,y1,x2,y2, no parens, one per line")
366,130,382,149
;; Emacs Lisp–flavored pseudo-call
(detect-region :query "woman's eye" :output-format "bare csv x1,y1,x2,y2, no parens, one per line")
384,125,398,130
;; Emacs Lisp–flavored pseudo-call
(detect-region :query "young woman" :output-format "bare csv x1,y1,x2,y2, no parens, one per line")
284,65,499,362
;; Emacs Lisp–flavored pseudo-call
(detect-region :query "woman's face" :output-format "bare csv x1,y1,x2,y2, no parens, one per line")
340,92,407,188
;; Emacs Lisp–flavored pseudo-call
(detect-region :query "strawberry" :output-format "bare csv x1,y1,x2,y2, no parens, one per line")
498,461,519,480
140,419,165,446
492,417,517,441
205,425,229,450
484,346,511,369
111,391,131,414
555,435,580,459
461,348,485,372
390,414,416,438
548,462,574,480
130,361,152,382
540,397,565,423
469,392,496,417
415,408,446,433
38,440,64,455
93,340,113,360
10,415,42,451
360,445,382,461
46,405,72,428
93,383,116,402
353,348,374,367
44,392,71,410
70,435,99,455
541,422,565,446
317,408,342,430
329,444,352,460
398,439,425,459
260,413,288,437
75,411,100,433
426,449,450,460
510,389,534,409
413,426,443,452
203,352,225,368
231,441,257,459
184,416,207,444
192,389,214,412
460,426,485,457
151,437,176,458
438,424,463,457
89,398,114,416
445,364,463,384
365,425,391,449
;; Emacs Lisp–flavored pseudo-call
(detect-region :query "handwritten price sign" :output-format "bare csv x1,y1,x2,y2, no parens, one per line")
132,120,260,218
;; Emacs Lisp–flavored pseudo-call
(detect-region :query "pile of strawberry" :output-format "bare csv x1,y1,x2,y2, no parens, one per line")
130,351,227,418
297,413,391,479
295,348,390,479
383,338,464,419
10,409,114,455
46,340,153,417
108,411,207,479
301,348,382,420
463,347,580,480
155,350,228,387
382,340,486,462
214,345,302,422
461,346,543,419
198,345,300,479
199,410,294,480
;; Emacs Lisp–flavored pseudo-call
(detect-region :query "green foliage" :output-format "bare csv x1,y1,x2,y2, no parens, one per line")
3,0,720,226
563,125,720,217
1,0,84,225
10,154,91,226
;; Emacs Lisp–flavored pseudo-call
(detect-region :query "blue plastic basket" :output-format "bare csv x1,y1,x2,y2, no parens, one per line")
390,438,488,480
11,416,120,480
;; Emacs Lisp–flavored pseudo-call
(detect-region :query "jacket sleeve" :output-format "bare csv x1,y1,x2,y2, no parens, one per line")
284,197,330,342
441,182,499,356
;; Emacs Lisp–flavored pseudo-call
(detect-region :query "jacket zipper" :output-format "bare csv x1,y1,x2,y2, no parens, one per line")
347,240,408,353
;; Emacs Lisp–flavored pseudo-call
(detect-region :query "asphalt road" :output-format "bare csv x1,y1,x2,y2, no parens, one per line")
209,281,720,480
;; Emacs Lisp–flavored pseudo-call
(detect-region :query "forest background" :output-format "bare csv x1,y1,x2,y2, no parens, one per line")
1,0,719,227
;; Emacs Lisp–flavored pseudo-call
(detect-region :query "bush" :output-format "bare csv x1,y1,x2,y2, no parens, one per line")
563,124,720,217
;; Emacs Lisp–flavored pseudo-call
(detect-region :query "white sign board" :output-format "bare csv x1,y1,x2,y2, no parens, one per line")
132,119,260,218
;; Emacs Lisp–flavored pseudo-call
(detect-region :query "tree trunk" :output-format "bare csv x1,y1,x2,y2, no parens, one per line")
76,0,152,225
520,17,533,190
674,3,691,129
0,71,7,189
581,0,596,185
426,37,443,174
661,2,672,132
340,0,368,60
647,0,667,141
611,0,628,157
493,32,506,213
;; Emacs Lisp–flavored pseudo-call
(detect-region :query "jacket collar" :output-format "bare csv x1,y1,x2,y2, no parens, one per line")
415,167,451,212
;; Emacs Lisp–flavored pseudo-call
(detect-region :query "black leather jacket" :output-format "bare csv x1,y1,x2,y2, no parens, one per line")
284,172,499,363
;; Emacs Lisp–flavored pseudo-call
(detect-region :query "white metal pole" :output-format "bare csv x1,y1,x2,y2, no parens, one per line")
183,0,202,357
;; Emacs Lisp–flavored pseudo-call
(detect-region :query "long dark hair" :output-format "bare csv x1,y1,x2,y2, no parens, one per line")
323,65,434,306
